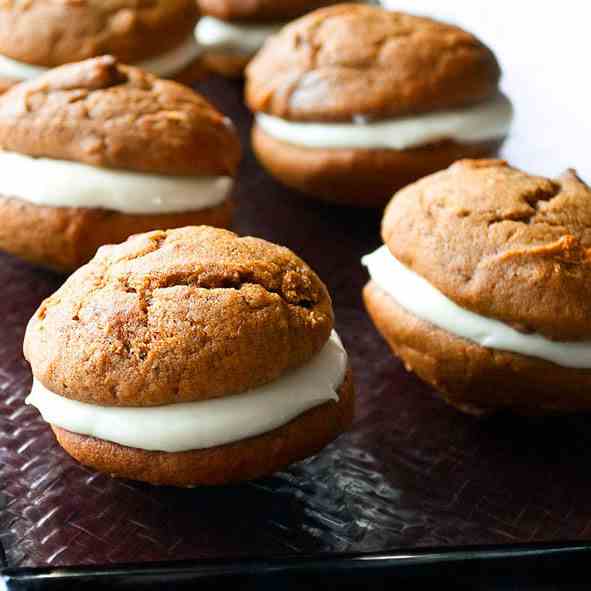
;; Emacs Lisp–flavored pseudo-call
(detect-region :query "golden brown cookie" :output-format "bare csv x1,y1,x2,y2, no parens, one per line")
24,226,334,406
245,4,508,206
0,1,200,87
382,160,591,340
363,160,591,415
25,226,354,485
0,57,240,271
0,56,239,176
246,5,500,122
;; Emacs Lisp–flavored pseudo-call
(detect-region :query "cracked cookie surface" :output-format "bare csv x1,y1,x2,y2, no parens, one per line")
0,55,241,176
0,0,198,67
245,3,500,122
24,226,334,406
382,159,591,340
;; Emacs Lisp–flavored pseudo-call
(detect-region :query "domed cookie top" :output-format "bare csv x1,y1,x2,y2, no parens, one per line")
24,226,334,406
383,159,591,340
0,0,198,67
0,56,240,176
197,0,340,22
246,4,500,122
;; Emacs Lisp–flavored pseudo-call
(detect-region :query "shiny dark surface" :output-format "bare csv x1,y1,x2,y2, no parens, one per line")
1,77,591,572
3,543,591,590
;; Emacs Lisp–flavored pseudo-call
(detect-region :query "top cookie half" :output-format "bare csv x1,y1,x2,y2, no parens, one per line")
245,4,500,122
0,0,198,67
24,226,334,407
383,160,591,341
0,56,240,176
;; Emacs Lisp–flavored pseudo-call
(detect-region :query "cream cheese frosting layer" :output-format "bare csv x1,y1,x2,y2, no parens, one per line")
0,33,201,80
195,16,282,56
26,331,348,453
0,151,232,215
362,245,591,368
256,93,513,150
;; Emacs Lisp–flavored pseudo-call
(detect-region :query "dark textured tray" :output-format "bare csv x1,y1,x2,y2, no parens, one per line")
2,77,591,572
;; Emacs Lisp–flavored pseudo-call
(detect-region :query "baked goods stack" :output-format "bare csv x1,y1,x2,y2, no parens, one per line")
0,56,240,271
24,226,354,485
246,4,512,206
0,2,585,487
362,160,591,415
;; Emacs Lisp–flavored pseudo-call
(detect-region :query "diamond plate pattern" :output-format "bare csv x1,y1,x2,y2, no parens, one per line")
1,77,591,568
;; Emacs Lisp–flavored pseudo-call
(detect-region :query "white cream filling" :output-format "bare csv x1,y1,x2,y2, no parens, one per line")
256,93,513,150
26,331,347,453
362,245,591,368
195,16,282,56
0,33,202,80
0,151,232,215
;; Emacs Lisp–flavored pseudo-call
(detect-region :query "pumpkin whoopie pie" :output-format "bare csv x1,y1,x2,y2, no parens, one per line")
246,4,512,207
195,0,344,78
363,159,591,415
0,56,240,272
25,226,355,486
0,0,203,91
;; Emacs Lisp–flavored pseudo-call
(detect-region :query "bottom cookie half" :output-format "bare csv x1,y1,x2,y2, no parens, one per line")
253,124,503,208
363,280,591,415
51,370,355,486
201,52,251,78
173,56,210,85
0,196,233,272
